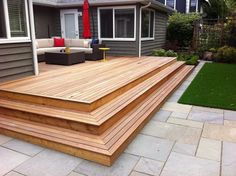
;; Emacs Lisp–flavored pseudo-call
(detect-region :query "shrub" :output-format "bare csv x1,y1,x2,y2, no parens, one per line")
177,53,199,65
215,46,236,63
165,50,178,57
152,49,166,56
152,49,177,57
167,13,201,48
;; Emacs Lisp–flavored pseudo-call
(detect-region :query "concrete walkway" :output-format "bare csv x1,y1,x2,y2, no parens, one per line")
1,61,236,176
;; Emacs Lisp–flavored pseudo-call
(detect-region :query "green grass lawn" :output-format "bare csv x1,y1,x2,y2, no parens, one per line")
178,63,236,111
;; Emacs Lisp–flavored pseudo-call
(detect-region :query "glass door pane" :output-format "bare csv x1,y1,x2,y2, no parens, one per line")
65,14,76,39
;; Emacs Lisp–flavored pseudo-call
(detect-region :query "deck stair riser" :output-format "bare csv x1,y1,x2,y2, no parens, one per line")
0,62,185,134
0,57,194,166
0,58,176,112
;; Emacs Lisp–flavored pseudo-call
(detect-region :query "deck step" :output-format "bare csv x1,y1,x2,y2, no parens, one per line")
0,61,185,134
0,58,176,112
0,65,194,166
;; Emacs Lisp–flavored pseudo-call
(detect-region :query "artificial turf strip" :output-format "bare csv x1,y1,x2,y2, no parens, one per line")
178,63,236,111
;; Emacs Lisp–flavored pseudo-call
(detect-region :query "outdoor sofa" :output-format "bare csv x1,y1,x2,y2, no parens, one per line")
36,38,105,62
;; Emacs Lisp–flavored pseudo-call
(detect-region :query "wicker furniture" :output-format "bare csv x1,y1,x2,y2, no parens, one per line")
45,51,85,65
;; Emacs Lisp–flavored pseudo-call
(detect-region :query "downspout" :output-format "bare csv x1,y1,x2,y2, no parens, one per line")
139,2,151,58
28,0,39,75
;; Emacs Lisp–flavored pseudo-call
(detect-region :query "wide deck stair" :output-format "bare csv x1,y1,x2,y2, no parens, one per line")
0,57,194,166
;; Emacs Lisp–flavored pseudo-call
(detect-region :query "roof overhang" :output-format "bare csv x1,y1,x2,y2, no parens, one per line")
33,0,175,13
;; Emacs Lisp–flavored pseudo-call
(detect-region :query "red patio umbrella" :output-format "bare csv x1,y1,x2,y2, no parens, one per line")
83,0,91,39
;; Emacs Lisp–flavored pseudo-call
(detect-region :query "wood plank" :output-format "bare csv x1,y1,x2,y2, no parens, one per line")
0,57,176,112
0,64,194,166
0,62,184,134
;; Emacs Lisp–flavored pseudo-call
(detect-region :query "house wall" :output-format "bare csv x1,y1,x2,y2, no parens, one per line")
141,10,168,55
33,5,61,38
0,42,34,83
63,6,139,56
33,4,168,57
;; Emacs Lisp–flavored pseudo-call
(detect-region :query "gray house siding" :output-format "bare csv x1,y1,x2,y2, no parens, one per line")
78,7,98,38
34,5,61,38
0,43,34,83
33,3,168,57
141,10,168,56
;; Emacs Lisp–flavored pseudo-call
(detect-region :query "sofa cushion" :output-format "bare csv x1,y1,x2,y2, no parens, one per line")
69,39,85,48
70,47,93,53
37,39,54,48
37,47,65,55
54,38,65,47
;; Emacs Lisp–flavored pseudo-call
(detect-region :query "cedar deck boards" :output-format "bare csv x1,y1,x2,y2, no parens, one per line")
0,57,194,166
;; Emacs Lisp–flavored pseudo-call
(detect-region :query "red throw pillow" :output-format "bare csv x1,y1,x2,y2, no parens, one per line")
54,38,65,47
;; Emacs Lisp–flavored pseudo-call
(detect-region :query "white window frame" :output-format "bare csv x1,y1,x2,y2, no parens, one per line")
141,8,155,41
0,0,30,44
98,6,136,41
165,0,177,10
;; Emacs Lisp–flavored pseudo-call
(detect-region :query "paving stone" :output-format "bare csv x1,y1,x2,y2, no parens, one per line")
74,153,139,176
0,146,29,176
0,134,12,145
68,171,86,176
3,139,44,156
14,149,82,176
172,142,197,156
167,117,203,129
188,109,224,124
222,141,236,176
166,95,180,103
169,111,189,119
152,110,171,122
202,123,236,143
161,152,220,176
224,120,236,128
134,157,164,176
130,171,150,176
192,106,223,114
125,134,174,162
224,110,236,121
196,138,221,161
142,121,201,145
161,102,192,114
4,171,25,176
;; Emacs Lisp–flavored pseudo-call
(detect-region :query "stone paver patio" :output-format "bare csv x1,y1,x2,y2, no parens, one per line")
1,61,236,176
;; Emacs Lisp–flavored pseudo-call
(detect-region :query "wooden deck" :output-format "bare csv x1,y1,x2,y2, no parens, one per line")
0,56,194,166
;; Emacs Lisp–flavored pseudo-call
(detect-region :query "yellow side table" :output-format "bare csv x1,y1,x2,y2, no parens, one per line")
99,48,110,62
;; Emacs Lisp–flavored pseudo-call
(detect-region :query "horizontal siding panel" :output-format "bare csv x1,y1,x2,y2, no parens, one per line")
0,71,34,83
0,42,34,82
0,59,33,70
104,41,137,56
0,65,34,78
0,47,32,56
141,10,168,56
0,53,32,63
0,43,31,49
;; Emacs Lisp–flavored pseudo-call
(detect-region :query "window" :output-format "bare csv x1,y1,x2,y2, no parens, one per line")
141,9,155,40
0,0,29,42
100,9,113,38
0,0,6,38
8,0,28,37
189,0,197,12
115,9,134,38
166,0,175,9
98,6,136,40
